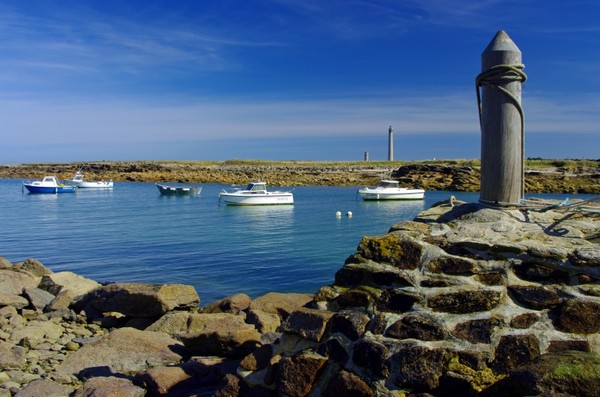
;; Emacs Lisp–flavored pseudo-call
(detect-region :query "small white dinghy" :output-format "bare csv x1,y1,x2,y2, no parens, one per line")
156,183,202,196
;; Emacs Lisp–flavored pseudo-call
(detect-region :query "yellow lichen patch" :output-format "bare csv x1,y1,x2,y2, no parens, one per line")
357,234,423,270
445,354,504,392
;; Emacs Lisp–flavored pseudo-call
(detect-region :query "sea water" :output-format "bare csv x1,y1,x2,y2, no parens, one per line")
0,179,588,304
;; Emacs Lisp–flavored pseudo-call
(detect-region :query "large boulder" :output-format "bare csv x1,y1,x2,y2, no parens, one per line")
39,271,100,298
248,292,313,321
0,269,38,295
13,379,74,397
72,376,145,397
149,312,261,357
134,358,238,396
0,292,29,310
0,340,27,369
12,258,53,277
202,293,251,314
55,327,188,377
22,287,55,311
280,307,335,343
72,282,200,317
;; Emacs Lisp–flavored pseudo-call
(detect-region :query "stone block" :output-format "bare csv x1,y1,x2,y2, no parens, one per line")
451,318,503,344
492,334,540,373
553,299,600,334
323,369,373,397
386,313,447,341
375,289,421,313
328,310,370,340
428,290,503,314
356,234,423,270
510,313,539,329
391,345,446,392
352,338,390,378
508,285,561,310
335,289,372,309
277,352,327,397
280,307,334,343
427,255,477,275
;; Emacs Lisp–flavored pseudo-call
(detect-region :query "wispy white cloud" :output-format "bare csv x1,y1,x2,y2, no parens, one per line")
0,1,284,85
2,89,597,149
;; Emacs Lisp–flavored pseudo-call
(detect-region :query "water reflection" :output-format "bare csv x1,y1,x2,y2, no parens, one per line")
217,206,295,262
74,188,114,199
222,205,295,232
359,199,425,212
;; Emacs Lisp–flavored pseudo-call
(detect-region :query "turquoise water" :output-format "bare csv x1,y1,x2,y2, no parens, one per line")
0,179,587,304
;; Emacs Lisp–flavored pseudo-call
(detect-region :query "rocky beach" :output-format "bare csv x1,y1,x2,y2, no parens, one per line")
2,187,600,395
1,159,599,194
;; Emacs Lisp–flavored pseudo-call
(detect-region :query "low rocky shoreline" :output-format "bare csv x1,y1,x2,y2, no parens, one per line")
2,196,600,396
1,160,599,193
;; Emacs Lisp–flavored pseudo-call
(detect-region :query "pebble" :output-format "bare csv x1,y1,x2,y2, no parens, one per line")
65,341,79,351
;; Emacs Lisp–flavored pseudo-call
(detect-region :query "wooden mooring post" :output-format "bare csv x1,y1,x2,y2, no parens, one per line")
477,30,527,206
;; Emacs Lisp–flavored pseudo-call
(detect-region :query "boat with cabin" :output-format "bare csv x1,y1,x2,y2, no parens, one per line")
358,180,425,200
23,176,77,194
156,183,202,196
70,170,113,188
219,182,294,205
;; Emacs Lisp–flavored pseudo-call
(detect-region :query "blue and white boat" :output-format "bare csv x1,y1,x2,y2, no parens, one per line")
23,176,77,194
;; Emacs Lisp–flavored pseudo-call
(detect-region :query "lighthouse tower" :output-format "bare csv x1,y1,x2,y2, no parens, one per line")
388,126,394,161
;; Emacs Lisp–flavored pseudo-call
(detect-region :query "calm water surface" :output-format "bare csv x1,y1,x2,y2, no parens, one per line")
0,179,587,304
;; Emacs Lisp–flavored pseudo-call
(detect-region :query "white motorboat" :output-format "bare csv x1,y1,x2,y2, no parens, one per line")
70,170,113,188
358,180,424,200
219,182,294,205
23,176,77,194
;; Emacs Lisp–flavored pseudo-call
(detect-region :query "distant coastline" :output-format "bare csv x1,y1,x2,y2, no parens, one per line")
1,158,599,194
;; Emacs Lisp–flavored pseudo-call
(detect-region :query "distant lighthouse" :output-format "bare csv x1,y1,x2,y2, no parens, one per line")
388,125,394,161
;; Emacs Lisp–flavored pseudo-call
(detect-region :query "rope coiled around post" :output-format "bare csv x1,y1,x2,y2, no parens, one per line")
476,63,527,202
476,64,527,129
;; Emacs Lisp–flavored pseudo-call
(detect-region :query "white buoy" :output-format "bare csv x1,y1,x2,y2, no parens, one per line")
335,211,341,217
346,211,353,217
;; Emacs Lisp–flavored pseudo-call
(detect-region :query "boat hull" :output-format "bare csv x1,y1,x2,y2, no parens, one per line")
156,184,202,196
219,193,294,205
358,188,424,200
72,181,113,188
24,184,76,194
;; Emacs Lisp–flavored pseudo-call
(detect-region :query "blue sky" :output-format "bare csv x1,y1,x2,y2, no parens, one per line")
1,1,599,163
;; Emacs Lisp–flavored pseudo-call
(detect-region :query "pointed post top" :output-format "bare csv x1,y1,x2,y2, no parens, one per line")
483,30,521,55
482,30,522,70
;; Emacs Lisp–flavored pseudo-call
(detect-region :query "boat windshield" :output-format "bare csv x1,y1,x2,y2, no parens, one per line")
246,183,266,192
379,181,399,188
